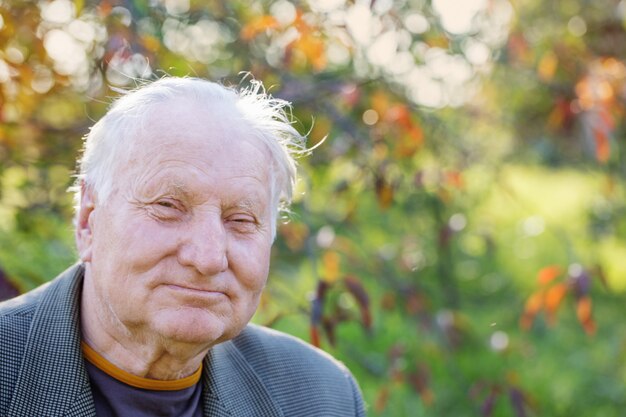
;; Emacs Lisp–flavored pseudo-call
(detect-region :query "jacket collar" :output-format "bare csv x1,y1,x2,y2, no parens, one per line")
202,341,283,417
8,264,283,417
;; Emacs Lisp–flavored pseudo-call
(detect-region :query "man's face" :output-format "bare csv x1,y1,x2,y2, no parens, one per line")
77,100,274,347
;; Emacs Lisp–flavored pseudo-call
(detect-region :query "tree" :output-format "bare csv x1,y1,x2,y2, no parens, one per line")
1,0,625,415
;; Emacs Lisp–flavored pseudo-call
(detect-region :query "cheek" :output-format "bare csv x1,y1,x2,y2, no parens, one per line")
230,239,272,291
94,212,176,265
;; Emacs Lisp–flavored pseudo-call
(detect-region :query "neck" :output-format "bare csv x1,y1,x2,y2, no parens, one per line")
80,273,208,380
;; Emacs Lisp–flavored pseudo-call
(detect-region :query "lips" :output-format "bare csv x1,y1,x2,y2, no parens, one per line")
163,284,229,299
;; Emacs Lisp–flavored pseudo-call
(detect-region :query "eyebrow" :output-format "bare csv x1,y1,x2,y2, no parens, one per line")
228,196,265,213
133,178,190,201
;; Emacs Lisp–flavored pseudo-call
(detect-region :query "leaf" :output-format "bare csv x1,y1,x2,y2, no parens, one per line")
544,282,568,325
509,388,527,417
322,317,337,346
395,125,424,158
405,291,425,315
407,365,434,406
537,265,562,286
375,176,394,210
322,251,341,282
291,32,327,71
344,275,372,329
311,280,329,326
576,296,596,335
571,269,591,298
537,51,558,82
310,325,321,348
593,127,610,163
591,264,610,291
520,291,543,330
481,390,497,417
445,171,464,189
74,0,85,14
374,386,390,413
240,15,279,41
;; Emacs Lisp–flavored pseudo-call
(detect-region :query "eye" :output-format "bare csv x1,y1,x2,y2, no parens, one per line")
157,200,177,209
229,215,255,223
147,199,185,222
226,214,258,231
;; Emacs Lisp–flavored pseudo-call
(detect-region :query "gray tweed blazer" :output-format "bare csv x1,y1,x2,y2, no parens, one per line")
0,264,365,416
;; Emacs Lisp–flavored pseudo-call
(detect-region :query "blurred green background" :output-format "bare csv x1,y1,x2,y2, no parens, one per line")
1,0,626,415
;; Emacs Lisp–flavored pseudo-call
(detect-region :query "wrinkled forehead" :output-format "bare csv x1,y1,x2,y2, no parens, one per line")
122,97,267,160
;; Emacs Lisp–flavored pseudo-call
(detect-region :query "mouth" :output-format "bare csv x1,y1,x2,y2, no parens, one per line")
164,284,228,300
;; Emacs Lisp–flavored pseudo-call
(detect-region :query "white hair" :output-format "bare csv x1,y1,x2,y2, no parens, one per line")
72,77,307,238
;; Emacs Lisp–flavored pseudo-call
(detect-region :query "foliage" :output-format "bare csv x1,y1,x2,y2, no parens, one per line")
1,0,626,415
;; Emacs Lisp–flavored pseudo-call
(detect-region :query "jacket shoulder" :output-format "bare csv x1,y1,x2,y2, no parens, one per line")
232,324,365,416
0,283,49,414
0,281,50,316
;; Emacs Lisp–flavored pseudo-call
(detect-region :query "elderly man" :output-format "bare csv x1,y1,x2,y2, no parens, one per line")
0,77,365,416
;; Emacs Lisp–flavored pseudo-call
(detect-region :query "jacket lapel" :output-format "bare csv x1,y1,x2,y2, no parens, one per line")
7,264,96,417
201,340,283,417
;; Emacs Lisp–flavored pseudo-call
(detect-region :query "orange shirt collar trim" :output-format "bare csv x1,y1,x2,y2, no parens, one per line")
81,342,202,391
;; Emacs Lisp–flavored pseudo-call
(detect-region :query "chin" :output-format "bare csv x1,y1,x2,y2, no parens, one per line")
155,309,238,346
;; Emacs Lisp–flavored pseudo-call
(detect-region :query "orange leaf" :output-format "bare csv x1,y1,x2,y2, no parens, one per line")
593,127,610,163
520,291,543,330
524,291,543,314
292,33,327,71
395,125,424,158
537,265,562,286
446,171,464,189
576,296,594,334
538,51,558,82
240,15,279,41
544,283,568,325
374,386,390,413
385,104,412,128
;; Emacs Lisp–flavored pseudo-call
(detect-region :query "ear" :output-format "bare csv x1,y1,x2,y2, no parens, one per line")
75,181,96,262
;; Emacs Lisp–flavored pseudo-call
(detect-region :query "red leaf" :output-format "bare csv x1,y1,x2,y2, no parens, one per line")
593,127,610,163
322,317,336,347
311,280,329,326
344,275,372,329
407,365,434,405
310,325,321,348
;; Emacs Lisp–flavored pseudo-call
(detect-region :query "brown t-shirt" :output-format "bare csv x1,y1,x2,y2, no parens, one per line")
82,342,203,417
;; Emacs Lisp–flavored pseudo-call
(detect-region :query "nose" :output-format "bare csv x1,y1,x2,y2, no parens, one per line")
177,213,228,275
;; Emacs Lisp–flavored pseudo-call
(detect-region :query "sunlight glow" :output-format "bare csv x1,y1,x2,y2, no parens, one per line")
40,0,74,25
346,3,373,45
43,29,85,75
433,0,487,34
367,31,397,66
307,0,346,13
